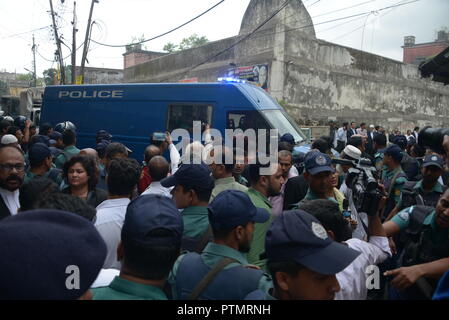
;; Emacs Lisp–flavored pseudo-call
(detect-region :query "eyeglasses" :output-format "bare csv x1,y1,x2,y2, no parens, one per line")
0,163,26,172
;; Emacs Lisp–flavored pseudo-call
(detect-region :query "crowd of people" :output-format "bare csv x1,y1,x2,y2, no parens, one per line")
0,115,448,301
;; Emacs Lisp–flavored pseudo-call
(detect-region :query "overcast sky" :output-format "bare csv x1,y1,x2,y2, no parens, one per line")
0,0,447,77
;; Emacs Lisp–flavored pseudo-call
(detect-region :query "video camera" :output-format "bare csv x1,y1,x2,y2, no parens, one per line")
345,158,383,216
418,126,449,155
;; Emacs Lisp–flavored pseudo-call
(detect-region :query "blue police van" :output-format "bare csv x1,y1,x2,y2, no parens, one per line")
40,82,307,162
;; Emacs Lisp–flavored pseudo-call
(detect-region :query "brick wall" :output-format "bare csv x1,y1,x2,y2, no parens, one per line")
403,42,449,64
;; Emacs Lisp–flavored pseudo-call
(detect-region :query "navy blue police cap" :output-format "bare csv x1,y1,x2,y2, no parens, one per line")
121,194,183,246
393,135,408,150
384,144,403,162
304,151,335,175
33,134,50,147
265,210,360,275
96,130,113,142
29,142,51,163
0,209,107,300
161,163,214,192
49,131,62,141
280,133,295,145
208,190,269,231
423,154,444,170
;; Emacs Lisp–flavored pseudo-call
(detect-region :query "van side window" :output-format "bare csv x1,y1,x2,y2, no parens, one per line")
167,104,213,132
227,111,270,131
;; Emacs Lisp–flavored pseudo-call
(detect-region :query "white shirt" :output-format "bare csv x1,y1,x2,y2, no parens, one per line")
168,143,180,174
336,127,347,142
91,268,120,288
340,182,368,240
141,181,172,198
0,187,19,215
95,198,131,270
335,237,391,300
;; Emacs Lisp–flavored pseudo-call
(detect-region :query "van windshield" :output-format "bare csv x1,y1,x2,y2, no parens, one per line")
261,110,306,144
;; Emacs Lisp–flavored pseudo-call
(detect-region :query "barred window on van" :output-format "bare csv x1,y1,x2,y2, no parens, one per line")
167,104,213,133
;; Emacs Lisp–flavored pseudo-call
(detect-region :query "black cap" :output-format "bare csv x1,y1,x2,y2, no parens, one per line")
0,210,107,300
161,163,214,192
384,144,403,162
304,151,335,175
29,143,51,163
122,194,183,246
423,154,444,170
265,210,360,275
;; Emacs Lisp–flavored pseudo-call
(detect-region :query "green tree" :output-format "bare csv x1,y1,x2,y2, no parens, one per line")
43,66,72,85
178,34,208,51
163,34,209,53
163,42,177,53
16,73,34,84
43,68,57,86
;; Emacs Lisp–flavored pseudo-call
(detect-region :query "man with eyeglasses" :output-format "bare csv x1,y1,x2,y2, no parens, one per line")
0,145,25,219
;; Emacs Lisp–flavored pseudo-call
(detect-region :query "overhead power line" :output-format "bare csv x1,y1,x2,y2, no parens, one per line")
90,0,225,48
0,25,51,39
187,0,292,72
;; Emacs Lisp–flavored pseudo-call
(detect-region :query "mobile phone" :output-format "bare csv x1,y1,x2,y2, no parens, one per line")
152,132,166,141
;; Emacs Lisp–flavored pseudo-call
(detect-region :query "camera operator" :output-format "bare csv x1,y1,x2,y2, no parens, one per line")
337,145,369,240
299,199,391,300
383,188,449,299
385,154,446,221
380,144,408,220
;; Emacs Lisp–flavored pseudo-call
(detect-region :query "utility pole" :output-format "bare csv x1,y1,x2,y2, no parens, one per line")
32,34,37,87
49,0,65,84
80,0,98,84
71,1,77,84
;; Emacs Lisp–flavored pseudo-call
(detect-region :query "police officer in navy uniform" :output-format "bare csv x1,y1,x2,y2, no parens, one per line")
383,188,449,299
386,154,447,221
380,144,408,220
168,190,273,300
245,209,360,300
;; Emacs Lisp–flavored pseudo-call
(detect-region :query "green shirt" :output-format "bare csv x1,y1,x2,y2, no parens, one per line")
168,242,272,299
397,180,445,210
182,206,209,238
246,188,273,271
55,145,81,169
92,276,168,300
392,207,449,245
381,167,407,204
303,189,339,203
210,177,248,203
24,169,63,186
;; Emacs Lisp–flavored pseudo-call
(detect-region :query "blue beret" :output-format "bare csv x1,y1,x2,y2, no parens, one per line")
0,210,107,300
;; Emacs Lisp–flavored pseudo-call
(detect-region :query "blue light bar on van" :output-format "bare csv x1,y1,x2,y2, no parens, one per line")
217,77,246,84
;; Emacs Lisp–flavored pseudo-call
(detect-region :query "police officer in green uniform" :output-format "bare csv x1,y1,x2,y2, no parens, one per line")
386,154,446,221
373,133,387,173
161,163,215,252
301,151,339,204
380,144,408,220
383,188,449,299
24,143,63,186
168,190,273,300
93,195,183,300
244,209,360,300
